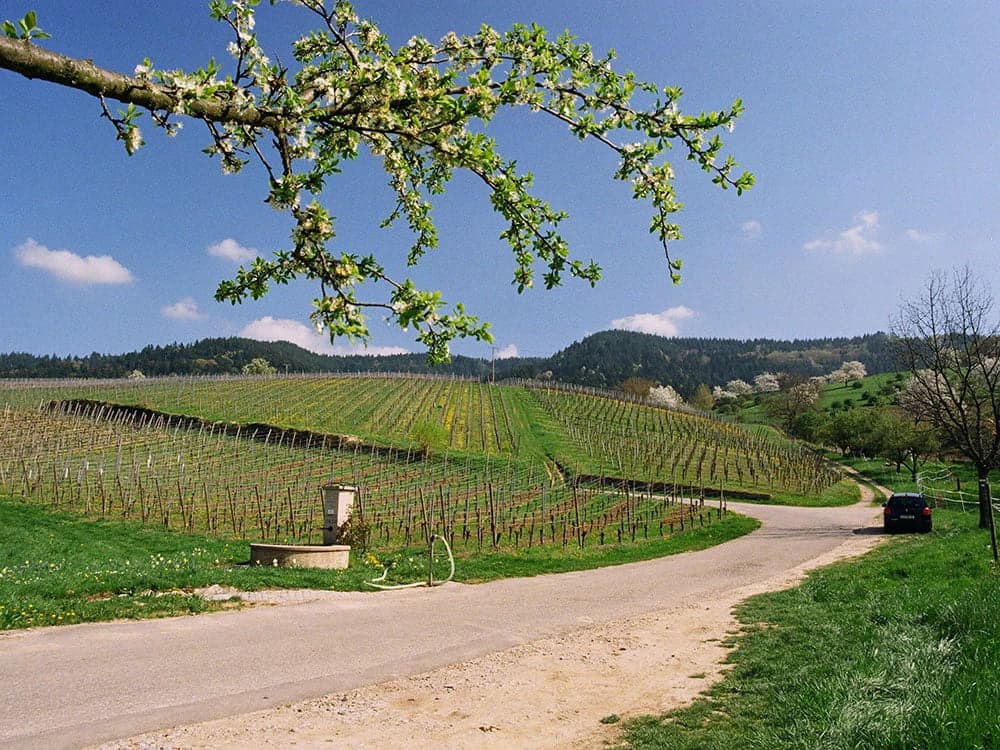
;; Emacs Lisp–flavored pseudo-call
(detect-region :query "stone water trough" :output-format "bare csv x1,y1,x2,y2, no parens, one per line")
249,484,355,569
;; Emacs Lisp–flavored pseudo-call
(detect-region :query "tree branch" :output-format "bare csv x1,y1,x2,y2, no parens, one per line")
0,36,291,130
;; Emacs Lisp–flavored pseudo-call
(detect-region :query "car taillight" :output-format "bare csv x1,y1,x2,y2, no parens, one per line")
922,507,932,517
884,506,892,515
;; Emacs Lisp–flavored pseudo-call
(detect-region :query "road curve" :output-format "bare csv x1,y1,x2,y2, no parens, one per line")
0,499,883,750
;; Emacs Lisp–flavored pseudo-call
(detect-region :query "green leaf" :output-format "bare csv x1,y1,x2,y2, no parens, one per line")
63,1,752,363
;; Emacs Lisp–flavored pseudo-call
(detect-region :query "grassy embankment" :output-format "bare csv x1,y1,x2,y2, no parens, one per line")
0,496,757,630
733,372,906,426
616,485,1000,749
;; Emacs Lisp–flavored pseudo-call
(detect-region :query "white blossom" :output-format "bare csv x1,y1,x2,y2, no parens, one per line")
648,384,683,408
726,379,754,397
828,360,867,383
753,372,780,393
124,126,142,154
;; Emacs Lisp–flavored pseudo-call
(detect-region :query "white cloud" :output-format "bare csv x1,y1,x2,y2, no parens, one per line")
803,210,883,255
610,305,695,337
240,316,410,357
906,228,943,243
493,344,519,360
161,297,205,320
207,238,258,263
15,238,134,285
741,219,762,239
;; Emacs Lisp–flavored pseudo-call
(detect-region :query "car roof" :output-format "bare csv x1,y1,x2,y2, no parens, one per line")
890,492,924,499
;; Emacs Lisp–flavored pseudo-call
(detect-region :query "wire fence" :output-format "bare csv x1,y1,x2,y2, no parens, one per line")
917,467,1000,513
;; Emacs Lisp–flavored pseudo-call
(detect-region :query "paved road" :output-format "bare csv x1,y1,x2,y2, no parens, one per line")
0,500,882,749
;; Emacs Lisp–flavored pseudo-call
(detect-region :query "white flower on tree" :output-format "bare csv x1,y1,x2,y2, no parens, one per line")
647,384,683,408
712,385,734,401
753,372,780,393
0,3,752,363
828,360,867,384
726,379,754,397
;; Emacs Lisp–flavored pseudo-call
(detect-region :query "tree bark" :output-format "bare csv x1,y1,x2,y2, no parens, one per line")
977,469,991,528
977,470,998,561
0,36,281,129
0,36,456,132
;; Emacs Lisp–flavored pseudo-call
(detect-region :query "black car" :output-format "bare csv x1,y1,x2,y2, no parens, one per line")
883,492,932,533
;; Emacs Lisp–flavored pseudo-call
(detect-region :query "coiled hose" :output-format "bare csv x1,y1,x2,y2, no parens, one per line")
365,533,455,590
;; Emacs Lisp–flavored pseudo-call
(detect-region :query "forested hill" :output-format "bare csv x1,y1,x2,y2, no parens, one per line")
0,338,535,380
0,331,896,390
543,330,896,395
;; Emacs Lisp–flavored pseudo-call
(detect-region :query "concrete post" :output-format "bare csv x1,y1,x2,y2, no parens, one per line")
321,484,356,545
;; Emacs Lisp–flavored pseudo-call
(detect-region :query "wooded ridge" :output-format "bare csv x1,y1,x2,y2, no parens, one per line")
0,330,895,393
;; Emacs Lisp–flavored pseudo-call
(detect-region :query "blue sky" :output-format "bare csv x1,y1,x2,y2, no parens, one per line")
3,1,998,361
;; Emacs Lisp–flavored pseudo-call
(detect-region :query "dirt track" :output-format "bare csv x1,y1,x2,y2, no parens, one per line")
0,493,885,750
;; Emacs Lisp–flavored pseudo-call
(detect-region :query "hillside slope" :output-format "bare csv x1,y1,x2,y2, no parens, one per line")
544,330,896,395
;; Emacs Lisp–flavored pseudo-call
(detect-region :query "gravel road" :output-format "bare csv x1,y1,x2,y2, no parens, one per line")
0,496,885,750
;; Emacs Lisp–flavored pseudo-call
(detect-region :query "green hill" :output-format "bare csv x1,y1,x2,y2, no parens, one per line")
0,330,897,393
544,330,896,396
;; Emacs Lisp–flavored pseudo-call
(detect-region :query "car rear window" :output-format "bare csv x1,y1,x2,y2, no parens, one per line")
888,495,926,511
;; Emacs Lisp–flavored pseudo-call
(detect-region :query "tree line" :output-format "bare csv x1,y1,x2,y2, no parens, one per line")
0,338,523,379
0,332,895,385
546,330,897,396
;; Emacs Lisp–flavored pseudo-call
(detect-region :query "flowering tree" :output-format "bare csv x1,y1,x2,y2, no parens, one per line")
828,360,867,384
752,371,780,393
711,385,732,402
711,380,754,404
647,384,683,409
893,266,1000,541
0,3,752,362
725,379,754,397
241,356,277,375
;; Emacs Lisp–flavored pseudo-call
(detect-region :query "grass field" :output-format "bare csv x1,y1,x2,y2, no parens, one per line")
727,372,907,427
0,496,758,630
617,495,1000,749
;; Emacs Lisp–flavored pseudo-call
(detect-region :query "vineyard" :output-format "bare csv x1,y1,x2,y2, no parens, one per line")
0,375,520,454
528,388,840,497
0,375,844,557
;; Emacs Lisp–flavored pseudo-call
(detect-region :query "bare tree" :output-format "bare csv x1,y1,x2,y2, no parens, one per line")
892,267,1000,551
